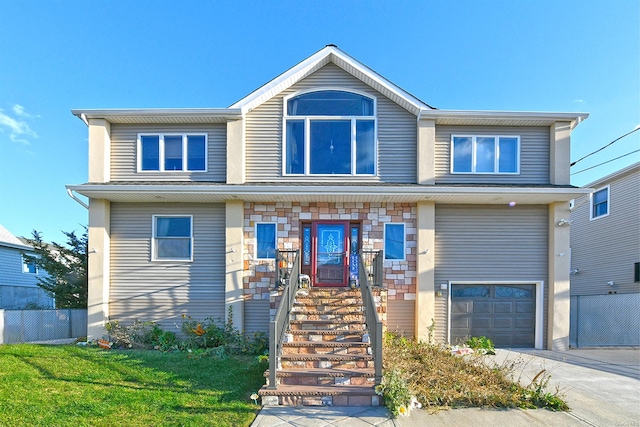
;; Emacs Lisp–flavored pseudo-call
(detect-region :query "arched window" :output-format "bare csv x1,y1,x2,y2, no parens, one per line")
284,90,376,175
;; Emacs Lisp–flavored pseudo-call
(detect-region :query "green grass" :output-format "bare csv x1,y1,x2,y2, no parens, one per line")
0,344,266,427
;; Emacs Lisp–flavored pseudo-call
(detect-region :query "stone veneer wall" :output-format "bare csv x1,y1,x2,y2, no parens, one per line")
243,202,417,303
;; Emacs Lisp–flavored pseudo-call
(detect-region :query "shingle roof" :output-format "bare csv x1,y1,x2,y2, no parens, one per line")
0,224,31,249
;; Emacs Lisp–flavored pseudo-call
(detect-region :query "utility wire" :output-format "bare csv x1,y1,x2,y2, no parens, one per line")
570,149,640,175
570,126,640,167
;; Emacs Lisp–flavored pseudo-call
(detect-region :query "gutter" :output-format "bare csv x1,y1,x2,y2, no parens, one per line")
66,188,89,209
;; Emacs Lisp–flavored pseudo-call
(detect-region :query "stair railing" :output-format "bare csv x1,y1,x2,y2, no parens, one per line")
359,251,383,385
268,250,300,390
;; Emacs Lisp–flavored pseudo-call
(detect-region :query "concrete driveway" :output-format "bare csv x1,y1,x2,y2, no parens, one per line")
397,348,640,427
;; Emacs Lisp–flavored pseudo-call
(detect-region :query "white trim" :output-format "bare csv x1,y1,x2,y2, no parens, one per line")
451,135,520,175
230,45,430,115
589,185,610,220
383,222,406,261
282,88,378,177
137,133,208,173
254,222,277,260
447,281,544,349
151,215,194,262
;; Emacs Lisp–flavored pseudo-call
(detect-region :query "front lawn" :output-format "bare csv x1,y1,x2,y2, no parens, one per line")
0,344,265,427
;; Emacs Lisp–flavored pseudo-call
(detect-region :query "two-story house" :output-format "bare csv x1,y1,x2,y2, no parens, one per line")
0,224,54,309
68,45,589,353
569,162,640,347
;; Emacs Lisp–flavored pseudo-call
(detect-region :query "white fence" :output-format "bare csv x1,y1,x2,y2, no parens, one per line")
0,309,87,344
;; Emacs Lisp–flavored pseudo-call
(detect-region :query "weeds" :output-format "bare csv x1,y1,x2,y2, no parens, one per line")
382,332,568,413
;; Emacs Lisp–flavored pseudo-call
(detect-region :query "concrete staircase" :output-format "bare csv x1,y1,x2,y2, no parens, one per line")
259,288,380,406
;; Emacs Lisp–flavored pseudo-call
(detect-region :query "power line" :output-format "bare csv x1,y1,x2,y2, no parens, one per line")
570,149,640,175
570,126,640,167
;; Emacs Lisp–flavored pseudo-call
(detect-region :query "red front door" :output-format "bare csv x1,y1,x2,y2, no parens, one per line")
312,221,349,287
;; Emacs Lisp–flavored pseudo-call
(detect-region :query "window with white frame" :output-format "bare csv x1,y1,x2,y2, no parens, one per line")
22,255,38,274
255,223,276,259
284,90,376,175
152,216,193,261
384,223,405,261
451,135,519,174
590,186,610,220
138,134,207,172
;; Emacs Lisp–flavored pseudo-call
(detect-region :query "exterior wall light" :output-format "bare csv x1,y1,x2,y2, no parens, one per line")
557,219,573,226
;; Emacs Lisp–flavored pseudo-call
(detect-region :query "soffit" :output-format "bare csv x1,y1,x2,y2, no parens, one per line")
68,184,591,205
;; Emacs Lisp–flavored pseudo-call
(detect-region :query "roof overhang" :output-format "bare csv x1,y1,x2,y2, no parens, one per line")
71,108,242,125
229,45,433,116
67,183,591,205
418,110,589,130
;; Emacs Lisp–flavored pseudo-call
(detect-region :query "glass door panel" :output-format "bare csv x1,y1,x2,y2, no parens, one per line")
314,222,348,286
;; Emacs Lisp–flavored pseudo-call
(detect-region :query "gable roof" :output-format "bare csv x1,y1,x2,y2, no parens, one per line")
229,44,434,116
582,161,640,188
0,224,31,250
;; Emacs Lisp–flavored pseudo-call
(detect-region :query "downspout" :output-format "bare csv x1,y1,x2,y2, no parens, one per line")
66,188,89,209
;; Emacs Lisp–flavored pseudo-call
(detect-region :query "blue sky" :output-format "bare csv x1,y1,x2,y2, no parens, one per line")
1,0,638,244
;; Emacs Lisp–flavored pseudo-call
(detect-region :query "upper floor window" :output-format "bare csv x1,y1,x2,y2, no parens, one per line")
284,90,376,176
451,135,519,174
152,215,193,261
138,134,207,172
590,186,609,220
22,255,38,274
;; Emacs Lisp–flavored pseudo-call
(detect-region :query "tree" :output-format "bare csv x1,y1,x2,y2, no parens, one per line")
24,228,88,308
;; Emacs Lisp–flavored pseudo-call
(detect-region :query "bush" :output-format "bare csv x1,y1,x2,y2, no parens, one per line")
465,336,496,355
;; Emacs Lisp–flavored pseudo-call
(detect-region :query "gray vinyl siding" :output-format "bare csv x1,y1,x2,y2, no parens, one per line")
387,299,415,338
109,124,227,182
434,126,550,184
434,205,549,344
244,300,270,335
245,63,417,183
0,246,54,309
570,168,640,296
109,202,226,331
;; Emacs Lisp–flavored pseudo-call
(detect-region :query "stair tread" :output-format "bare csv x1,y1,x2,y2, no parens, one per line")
289,319,363,324
267,368,375,377
281,353,373,361
288,329,364,335
283,341,369,347
259,384,376,396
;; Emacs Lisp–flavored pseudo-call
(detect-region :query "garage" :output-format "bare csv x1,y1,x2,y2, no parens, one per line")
450,284,536,348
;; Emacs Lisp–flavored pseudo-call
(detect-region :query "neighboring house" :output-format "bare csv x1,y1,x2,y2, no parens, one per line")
68,45,590,350
0,224,54,309
569,162,640,347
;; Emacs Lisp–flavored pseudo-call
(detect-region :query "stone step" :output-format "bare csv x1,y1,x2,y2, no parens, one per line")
290,312,364,321
294,298,362,307
288,330,366,343
265,368,375,386
292,305,363,314
280,353,374,369
289,319,366,331
258,385,381,407
282,341,370,355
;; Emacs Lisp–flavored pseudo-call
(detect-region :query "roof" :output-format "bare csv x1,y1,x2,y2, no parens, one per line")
70,45,589,129
582,162,640,188
0,224,31,250
230,44,434,116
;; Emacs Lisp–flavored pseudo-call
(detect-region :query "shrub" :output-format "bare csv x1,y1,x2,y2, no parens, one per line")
465,336,496,355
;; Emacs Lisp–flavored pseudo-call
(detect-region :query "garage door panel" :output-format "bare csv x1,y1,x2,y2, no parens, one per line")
474,317,491,328
452,301,471,313
494,302,513,313
451,316,470,328
493,317,513,329
515,317,534,328
473,302,491,313
515,302,533,313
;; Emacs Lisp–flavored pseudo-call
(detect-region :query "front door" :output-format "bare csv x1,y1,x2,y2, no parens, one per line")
313,221,349,286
